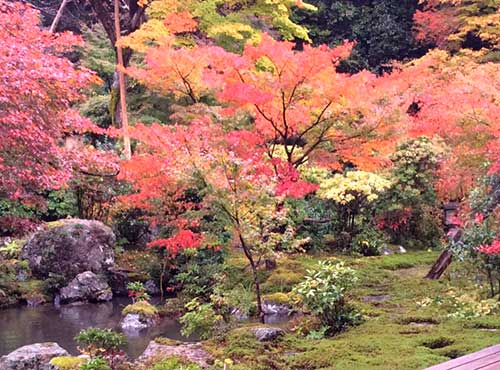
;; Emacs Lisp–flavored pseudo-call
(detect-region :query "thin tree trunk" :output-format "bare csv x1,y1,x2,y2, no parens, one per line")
114,0,132,160
239,234,264,321
159,259,166,301
49,0,70,33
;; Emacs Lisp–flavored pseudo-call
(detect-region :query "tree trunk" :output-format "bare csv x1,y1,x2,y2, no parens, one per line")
425,250,453,279
239,234,264,321
49,0,70,33
114,0,131,160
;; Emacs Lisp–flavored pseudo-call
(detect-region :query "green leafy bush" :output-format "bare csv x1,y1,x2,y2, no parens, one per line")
127,281,150,303
179,299,224,340
377,137,443,249
80,357,110,370
351,227,388,256
74,328,125,357
293,261,361,335
0,240,23,259
450,212,499,297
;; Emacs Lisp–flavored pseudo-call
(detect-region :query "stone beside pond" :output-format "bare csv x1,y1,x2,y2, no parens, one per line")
136,340,213,368
59,271,113,304
21,219,115,285
0,343,68,370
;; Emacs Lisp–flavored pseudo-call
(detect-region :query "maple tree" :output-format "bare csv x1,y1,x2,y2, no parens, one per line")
0,1,104,203
118,113,318,315
203,35,397,171
385,50,500,199
128,34,398,171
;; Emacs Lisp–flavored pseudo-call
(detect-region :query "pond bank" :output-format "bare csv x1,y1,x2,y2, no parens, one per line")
0,297,190,359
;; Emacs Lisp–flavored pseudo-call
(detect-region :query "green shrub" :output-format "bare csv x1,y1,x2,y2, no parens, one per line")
351,227,388,256
0,240,23,259
80,357,110,370
293,261,361,335
74,328,125,356
127,281,150,303
179,299,224,340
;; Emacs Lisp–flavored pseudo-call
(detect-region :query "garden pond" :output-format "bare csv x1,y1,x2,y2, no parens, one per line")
0,297,188,359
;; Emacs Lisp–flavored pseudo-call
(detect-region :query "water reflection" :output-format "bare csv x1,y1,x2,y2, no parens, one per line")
0,297,188,359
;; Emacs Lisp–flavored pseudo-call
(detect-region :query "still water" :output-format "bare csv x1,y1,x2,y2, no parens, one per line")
0,297,189,359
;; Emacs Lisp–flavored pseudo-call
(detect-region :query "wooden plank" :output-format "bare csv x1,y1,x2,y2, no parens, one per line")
476,360,500,370
425,345,500,370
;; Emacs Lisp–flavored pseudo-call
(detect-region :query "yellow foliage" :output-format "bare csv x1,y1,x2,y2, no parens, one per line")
122,0,315,52
123,301,159,318
318,171,392,204
49,356,86,370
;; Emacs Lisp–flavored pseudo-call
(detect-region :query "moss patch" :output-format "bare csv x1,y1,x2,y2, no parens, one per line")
211,251,500,370
123,301,159,318
262,292,291,305
49,356,86,369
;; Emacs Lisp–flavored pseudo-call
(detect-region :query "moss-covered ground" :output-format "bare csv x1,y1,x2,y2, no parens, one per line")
205,251,500,370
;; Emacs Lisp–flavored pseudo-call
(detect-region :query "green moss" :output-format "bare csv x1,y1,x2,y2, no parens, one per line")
49,356,86,369
122,301,159,318
262,292,291,305
154,337,182,346
261,258,306,294
214,251,500,369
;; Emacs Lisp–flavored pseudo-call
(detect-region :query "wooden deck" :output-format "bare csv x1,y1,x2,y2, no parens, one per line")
425,345,500,370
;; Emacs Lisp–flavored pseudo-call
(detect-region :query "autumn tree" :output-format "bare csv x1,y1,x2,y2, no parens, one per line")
386,51,500,199
0,1,102,203
203,35,397,171
119,117,315,316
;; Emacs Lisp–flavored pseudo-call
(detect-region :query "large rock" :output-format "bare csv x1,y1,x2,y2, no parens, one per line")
21,219,115,283
251,327,285,342
0,343,69,370
59,271,112,304
136,341,213,368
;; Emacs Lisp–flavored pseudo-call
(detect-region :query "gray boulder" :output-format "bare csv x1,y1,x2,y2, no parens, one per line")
21,219,115,283
0,343,69,370
252,327,285,342
120,313,159,332
136,341,212,368
60,271,112,304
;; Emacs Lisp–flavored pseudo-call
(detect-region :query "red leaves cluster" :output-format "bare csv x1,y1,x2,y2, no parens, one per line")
476,240,500,255
148,229,202,257
0,1,102,202
164,11,198,34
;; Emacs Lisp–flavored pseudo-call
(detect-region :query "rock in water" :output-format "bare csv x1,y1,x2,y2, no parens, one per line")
252,327,285,342
0,343,69,370
21,219,115,283
137,341,213,368
120,313,158,331
59,271,112,304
